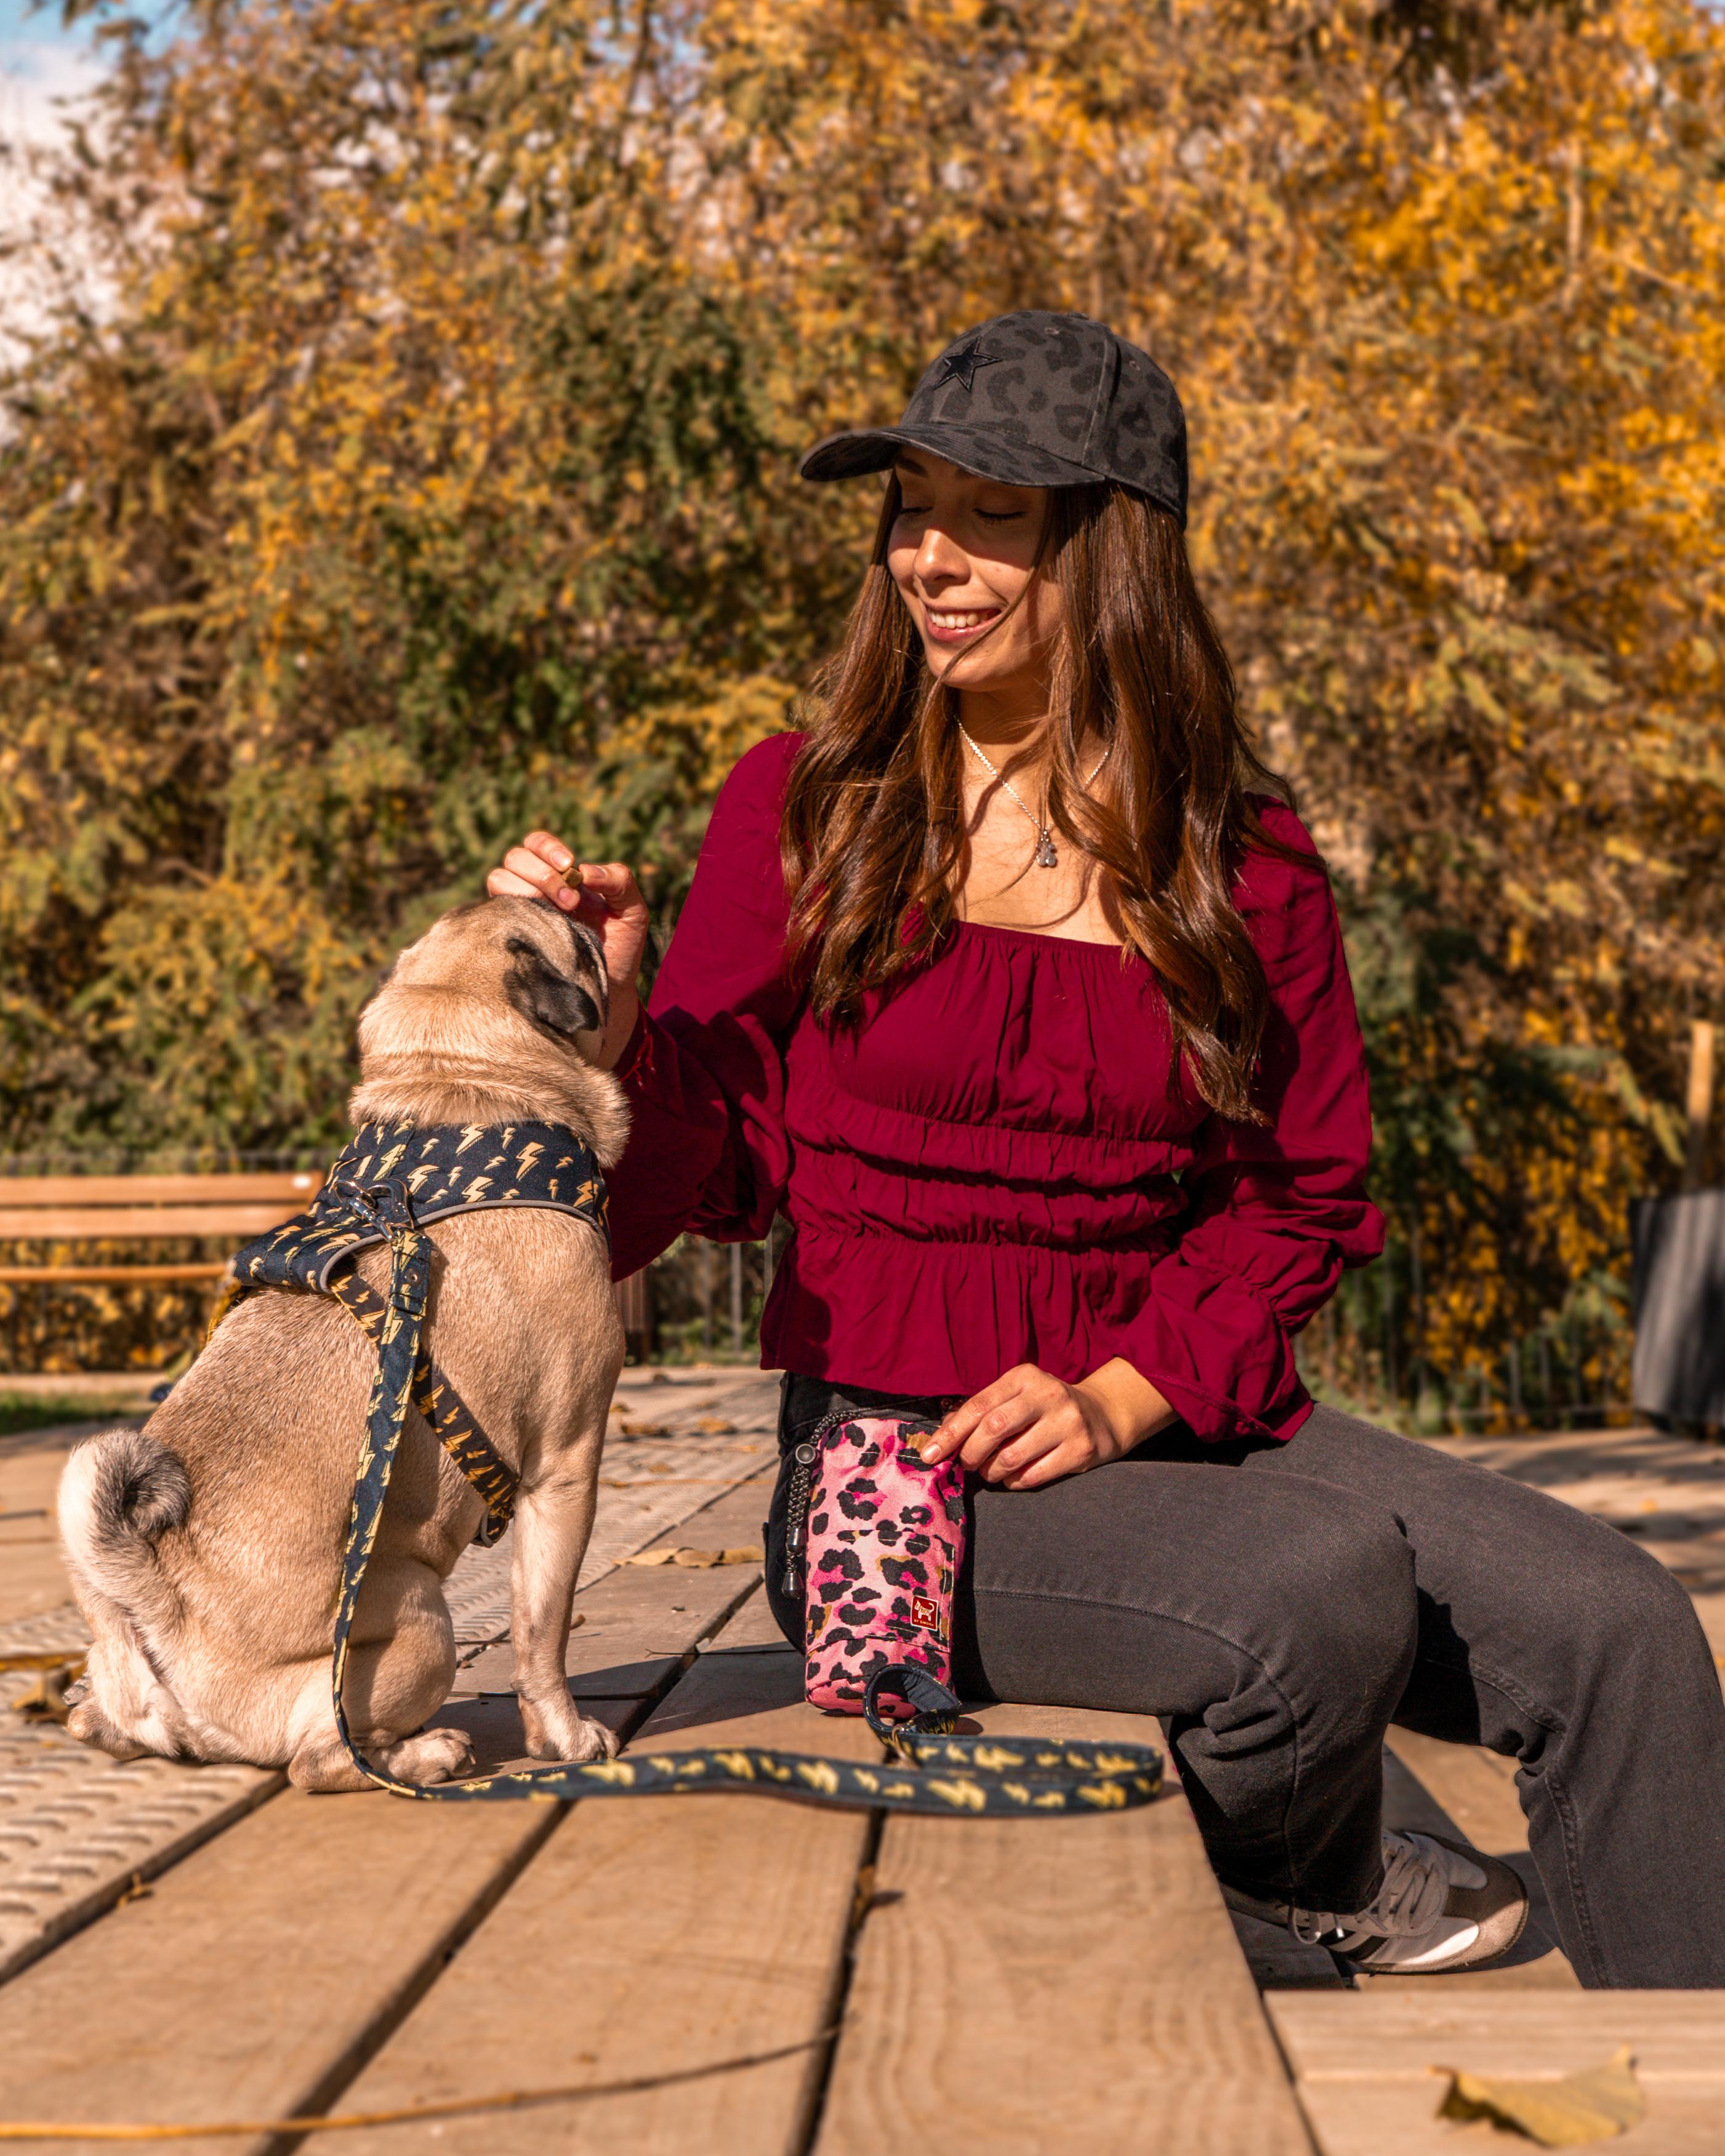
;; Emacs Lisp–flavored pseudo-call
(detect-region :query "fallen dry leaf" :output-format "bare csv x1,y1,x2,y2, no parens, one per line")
622,1545,764,1570
9,1659,84,1725
617,1421,671,1438
694,1417,738,1435
1434,2046,1645,2146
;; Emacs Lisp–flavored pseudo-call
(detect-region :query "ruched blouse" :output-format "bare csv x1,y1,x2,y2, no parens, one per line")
609,732,1383,1443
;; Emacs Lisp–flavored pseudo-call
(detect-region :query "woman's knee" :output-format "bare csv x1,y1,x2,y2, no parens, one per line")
1252,1495,1418,1699
1542,1521,1710,1683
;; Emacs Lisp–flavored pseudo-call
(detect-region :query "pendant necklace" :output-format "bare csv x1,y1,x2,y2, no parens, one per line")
957,725,1110,870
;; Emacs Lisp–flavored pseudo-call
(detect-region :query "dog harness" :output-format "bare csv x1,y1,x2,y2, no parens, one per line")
217,1119,610,1545
219,1116,1162,1818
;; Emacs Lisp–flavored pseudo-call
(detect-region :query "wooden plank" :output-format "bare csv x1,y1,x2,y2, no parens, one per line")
321,1640,877,2156
444,1469,773,1704
0,1204,302,1240
698,1580,792,1649
0,1786,561,2155
0,1173,321,1205
1273,1989,1725,2080
0,1611,281,1987
1231,1907,1351,1992
1271,1991,1725,2156
451,1567,770,1699
1385,1729,1524,1851
0,1427,94,1624
815,1709,1312,2156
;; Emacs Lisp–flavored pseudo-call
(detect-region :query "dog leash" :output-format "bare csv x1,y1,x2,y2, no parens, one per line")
315,1168,1162,1819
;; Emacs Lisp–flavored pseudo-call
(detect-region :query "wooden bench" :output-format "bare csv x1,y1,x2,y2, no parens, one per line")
0,1171,656,1361
0,1172,324,1284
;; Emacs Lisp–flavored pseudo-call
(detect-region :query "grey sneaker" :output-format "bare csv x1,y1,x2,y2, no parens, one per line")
1223,1829,1530,1974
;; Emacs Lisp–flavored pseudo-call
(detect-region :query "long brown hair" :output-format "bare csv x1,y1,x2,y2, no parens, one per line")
781,477,1298,1121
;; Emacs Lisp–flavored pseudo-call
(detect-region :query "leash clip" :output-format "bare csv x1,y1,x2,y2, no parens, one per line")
864,1663,963,1757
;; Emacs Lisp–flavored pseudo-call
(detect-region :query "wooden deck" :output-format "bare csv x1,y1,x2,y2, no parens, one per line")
2,1384,1723,2152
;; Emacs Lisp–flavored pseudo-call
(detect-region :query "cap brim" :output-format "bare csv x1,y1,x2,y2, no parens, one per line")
799,422,1106,491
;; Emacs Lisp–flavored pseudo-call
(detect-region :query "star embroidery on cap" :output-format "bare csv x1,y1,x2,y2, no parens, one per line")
932,340,1003,392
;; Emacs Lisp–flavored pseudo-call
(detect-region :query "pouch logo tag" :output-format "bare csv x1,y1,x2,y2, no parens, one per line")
910,1593,939,1629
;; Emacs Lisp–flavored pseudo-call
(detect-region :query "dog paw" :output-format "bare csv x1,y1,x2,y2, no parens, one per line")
568,1716,619,1764
378,1725,477,1786
521,1702,617,1765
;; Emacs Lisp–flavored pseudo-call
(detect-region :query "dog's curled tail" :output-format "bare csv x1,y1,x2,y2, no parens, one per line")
58,1427,191,1629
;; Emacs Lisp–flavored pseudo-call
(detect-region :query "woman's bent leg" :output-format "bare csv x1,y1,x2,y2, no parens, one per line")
1240,1405,1725,1988
957,1459,1418,1910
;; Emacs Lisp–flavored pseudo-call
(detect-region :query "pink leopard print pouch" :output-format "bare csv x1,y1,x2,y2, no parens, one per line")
786,1412,967,1720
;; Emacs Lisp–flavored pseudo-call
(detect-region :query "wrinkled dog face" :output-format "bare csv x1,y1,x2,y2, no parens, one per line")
358,897,611,1072
497,903,609,1059
350,895,628,1161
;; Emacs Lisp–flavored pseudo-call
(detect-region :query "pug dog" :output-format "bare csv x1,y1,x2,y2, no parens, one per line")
57,897,627,1790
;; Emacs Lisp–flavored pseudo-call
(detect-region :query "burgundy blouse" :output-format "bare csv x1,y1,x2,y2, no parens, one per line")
609,733,1382,1442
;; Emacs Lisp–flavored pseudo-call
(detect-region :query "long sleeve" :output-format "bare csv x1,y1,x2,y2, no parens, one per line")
607,734,803,1280
1117,805,1384,1441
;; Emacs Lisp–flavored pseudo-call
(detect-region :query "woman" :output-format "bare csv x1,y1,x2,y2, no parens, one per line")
489,311,1725,1985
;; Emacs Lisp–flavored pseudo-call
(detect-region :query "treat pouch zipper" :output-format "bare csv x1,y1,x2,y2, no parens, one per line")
780,1433,825,1598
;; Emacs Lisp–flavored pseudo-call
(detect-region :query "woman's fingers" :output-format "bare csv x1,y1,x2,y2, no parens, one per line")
486,867,547,900
999,1443,1089,1493
491,840,581,910
922,1368,1044,1469
921,1382,1002,1464
981,1419,1068,1485
921,1363,1108,1490
576,861,650,921
521,831,576,875
486,840,652,951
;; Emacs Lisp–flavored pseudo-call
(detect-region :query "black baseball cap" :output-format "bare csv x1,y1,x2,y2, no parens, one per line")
799,310,1188,527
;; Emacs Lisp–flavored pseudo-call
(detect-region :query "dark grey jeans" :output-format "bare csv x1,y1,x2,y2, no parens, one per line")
765,1374,1725,1989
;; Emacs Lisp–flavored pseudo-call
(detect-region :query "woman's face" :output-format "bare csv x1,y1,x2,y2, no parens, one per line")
887,452,1061,711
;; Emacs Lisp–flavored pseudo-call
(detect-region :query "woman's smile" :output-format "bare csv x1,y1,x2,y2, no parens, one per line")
922,603,1003,644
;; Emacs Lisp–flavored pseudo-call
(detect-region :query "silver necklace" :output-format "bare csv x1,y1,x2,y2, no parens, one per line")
957,726,1110,870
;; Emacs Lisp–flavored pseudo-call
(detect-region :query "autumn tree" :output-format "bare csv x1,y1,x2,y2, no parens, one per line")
2,0,1721,1406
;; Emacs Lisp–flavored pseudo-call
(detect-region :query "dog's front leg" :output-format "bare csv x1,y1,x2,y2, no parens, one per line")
510,1454,617,1762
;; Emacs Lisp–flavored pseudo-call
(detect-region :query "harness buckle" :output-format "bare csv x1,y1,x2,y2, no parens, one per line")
334,1174,417,1236
334,1177,428,1318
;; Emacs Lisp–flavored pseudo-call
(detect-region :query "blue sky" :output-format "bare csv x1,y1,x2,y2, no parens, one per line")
0,3,174,148
0,4,111,148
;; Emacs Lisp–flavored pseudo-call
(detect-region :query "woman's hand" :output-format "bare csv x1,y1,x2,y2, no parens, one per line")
919,1358,1176,1491
487,833,650,1070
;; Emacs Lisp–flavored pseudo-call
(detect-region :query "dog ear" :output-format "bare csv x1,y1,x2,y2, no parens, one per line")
564,913,606,985
505,936,602,1046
